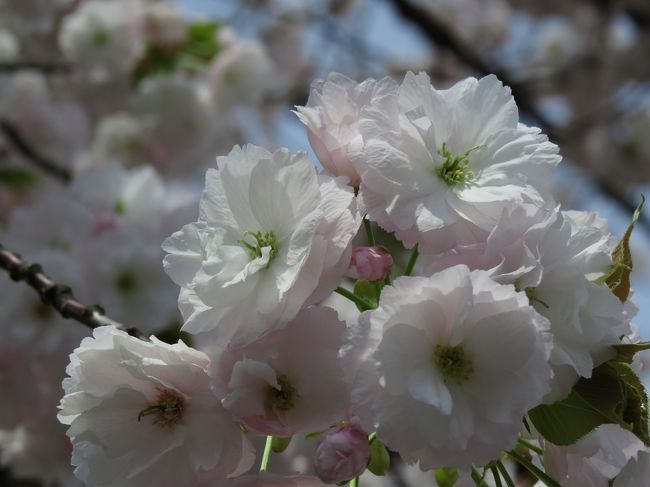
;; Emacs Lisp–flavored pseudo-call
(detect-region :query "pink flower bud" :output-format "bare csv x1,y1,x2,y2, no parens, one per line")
349,246,393,281
314,423,369,483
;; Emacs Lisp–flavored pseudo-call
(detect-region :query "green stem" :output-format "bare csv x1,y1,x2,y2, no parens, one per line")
404,245,419,276
507,450,560,487
335,286,375,310
260,435,274,472
495,461,515,487
349,477,359,487
363,218,376,246
489,464,503,487
517,437,544,455
470,466,488,486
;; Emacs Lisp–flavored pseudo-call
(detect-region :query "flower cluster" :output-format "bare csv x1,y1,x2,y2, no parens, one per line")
52,69,650,486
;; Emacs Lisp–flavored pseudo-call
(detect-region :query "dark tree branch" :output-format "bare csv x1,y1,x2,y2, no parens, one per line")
0,119,72,184
0,243,147,340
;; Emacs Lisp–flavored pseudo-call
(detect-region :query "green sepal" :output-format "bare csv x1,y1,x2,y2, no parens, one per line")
367,437,390,476
271,436,292,453
304,431,324,440
613,342,650,364
600,195,645,302
435,467,460,487
353,279,379,311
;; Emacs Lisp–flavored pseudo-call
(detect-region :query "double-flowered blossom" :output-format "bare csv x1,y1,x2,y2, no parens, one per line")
425,207,630,401
209,307,351,437
295,73,398,186
352,265,552,469
350,72,561,253
58,327,254,486
163,144,361,343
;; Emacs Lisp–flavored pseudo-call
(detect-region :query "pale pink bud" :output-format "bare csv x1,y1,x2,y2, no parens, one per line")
349,246,393,281
314,423,369,483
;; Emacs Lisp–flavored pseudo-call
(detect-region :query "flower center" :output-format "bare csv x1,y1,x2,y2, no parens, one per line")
436,142,482,186
239,231,278,262
264,373,299,412
434,344,474,384
138,388,185,428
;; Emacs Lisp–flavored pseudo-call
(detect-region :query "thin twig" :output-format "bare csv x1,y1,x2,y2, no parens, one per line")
0,61,71,74
0,119,72,183
0,243,147,340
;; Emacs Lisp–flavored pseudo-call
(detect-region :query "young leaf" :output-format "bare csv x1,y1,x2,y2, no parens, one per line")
367,438,390,476
602,195,645,302
529,361,650,447
132,21,220,85
528,390,613,446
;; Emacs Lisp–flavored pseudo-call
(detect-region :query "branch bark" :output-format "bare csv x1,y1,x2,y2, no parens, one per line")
0,242,147,340
0,119,72,184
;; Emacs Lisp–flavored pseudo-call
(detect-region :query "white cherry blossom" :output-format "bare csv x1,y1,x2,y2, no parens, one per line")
352,265,552,469
163,144,361,343
351,72,561,253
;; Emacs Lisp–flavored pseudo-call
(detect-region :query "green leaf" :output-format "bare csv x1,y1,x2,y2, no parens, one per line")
367,438,390,476
132,21,220,85
353,279,378,311
0,167,38,190
435,467,459,487
529,362,650,447
613,342,650,363
529,390,613,446
610,362,650,445
271,436,292,453
601,195,645,302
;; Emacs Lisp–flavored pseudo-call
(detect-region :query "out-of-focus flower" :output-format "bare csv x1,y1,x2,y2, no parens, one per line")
58,326,254,486
314,418,369,483
349,246,393,281
0,28,19,61
59,0,146,84
211,473,328,486
210,307,350,436
353,265,552,469
163,144,360,343
209,34,274,112
295,73,398,186
351,72,560,253
142,2,187,48
543,424,645,486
